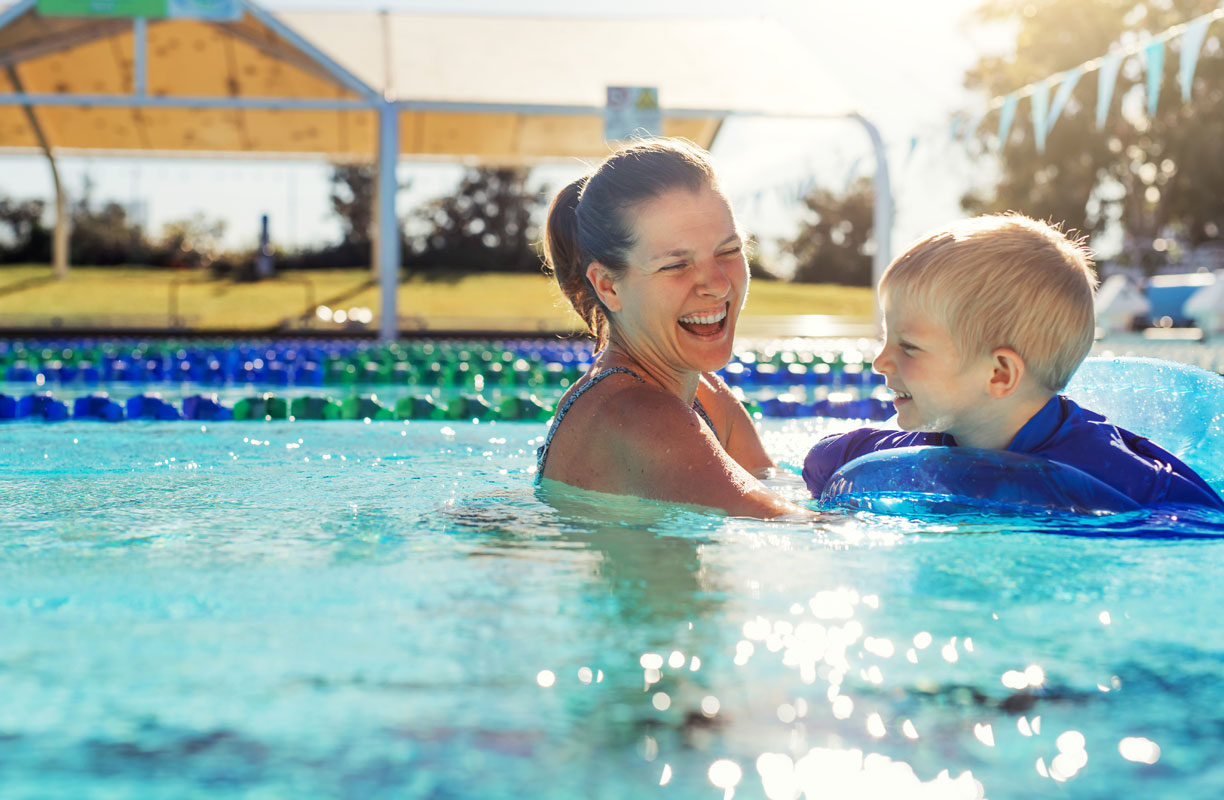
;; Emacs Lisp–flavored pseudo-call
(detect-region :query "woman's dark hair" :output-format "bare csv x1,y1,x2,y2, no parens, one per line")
542,138,718,349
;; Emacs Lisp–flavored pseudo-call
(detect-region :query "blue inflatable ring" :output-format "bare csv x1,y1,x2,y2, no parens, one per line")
820,446,1142,515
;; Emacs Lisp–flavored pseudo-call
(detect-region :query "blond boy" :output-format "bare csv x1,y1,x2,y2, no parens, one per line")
802,214,1222,508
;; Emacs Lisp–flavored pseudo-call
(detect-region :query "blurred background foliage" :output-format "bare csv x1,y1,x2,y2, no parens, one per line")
961,0,1224,274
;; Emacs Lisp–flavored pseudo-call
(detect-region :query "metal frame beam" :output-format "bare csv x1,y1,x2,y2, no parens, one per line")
0,18,133,68
239,0,378,101
132,17,147,95
0,0,34,32
211,20,361,92
377,100,399,342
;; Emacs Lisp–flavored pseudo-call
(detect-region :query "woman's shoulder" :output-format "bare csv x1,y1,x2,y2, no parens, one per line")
596,378,710,439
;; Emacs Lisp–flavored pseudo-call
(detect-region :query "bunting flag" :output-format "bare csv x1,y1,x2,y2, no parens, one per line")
1046,68,1082,138
1144,40,1165,117
1095,51,1123,130
997,93,1019,149
1030,81,1050,153
1179,15,1212,102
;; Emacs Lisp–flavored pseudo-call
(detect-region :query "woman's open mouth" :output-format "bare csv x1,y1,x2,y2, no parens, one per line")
678,304,729,337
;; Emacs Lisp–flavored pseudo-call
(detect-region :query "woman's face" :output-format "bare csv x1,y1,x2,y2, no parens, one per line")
595,185,749,374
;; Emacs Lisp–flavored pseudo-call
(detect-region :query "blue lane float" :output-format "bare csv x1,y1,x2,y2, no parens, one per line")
126,394,183,421
0,393,69,420
73,395,124,422
182,395,234,421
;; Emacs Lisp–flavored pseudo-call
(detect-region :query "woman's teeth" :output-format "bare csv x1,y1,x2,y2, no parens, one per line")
679,308,727,325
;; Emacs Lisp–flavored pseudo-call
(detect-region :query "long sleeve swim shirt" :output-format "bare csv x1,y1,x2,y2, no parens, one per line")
801,395,1224,509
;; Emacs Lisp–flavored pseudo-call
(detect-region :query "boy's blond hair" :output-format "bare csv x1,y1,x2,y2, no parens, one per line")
880,213,1098,392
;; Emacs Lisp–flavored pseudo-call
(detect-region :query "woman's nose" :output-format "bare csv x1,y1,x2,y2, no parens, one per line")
698,258,732,297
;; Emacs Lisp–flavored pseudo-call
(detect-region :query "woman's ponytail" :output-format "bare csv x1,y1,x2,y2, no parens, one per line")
543,175,609,348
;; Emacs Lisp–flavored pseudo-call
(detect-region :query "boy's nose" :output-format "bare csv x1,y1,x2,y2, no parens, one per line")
871,346,893,375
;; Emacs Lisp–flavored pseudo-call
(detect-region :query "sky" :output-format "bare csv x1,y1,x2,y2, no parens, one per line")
0,0,1008,267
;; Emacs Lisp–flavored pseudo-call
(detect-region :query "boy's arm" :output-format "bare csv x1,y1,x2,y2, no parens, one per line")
802,428,920,498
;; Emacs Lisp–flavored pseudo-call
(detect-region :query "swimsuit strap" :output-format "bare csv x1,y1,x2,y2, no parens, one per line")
536,367,643,479
535,366,720,482
692,397,716,434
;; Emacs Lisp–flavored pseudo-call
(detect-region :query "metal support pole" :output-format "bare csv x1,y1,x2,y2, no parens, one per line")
6,64,69,279
51,169,68,279
377,100,400,342
852,113,893,334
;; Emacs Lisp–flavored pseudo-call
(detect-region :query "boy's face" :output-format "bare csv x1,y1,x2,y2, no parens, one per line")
871,293,996,443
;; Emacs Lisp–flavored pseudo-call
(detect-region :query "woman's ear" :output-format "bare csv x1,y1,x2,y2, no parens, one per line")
586,262,622,313
987,347,1026,398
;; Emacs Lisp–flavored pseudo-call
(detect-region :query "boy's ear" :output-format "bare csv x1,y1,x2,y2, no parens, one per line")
586,262,622,313
986,347,1026,398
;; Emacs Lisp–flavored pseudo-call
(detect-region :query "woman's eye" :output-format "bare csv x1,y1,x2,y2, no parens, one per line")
718,247,742,258
660,263,686,272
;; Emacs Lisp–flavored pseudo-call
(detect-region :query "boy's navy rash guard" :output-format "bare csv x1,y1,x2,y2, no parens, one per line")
802,395,1224,509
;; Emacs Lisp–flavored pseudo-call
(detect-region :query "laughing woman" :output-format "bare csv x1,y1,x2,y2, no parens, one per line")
536,138,810,518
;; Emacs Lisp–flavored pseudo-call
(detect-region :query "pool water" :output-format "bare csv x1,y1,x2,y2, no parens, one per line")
2,417,1223,799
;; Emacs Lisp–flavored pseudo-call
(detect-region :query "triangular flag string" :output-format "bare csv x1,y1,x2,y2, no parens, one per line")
1179,15,1212,102
1046,68,1082,139
997,94,1019,148
1144,40,1166,118
1030,81,1050,153
951,5,1223,149
1096,51,1123,130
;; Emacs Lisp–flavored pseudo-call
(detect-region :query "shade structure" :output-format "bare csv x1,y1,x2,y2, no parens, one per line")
0,0,884,340
1,3,855,159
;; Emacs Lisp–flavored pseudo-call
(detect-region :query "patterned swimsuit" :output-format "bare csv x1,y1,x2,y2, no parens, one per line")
535,366,717,482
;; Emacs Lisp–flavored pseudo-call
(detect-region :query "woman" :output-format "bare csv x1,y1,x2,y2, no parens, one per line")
537,138,809,518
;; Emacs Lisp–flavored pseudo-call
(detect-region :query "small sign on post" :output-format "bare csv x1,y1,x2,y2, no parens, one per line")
37,0,241,19
604,86,661,143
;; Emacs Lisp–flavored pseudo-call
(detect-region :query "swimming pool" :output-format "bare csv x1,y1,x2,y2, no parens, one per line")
2,390,1223,798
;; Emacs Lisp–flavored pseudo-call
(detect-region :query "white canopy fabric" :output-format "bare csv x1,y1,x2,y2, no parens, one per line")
0,2,855,161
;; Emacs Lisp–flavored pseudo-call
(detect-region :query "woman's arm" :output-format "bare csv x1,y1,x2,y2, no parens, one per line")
696,371,775,477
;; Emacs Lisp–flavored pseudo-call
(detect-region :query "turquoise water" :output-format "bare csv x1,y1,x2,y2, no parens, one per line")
2,415,1222,799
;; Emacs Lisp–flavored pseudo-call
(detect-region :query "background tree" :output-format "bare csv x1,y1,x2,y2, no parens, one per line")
156,214,227,270
68,177,150,266
0,197,51,263
330,164,376,250
785,176,875,286
409,166,547,272
962,0,1224,273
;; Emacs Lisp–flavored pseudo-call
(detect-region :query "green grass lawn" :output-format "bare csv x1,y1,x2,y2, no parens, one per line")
0,265,873,332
